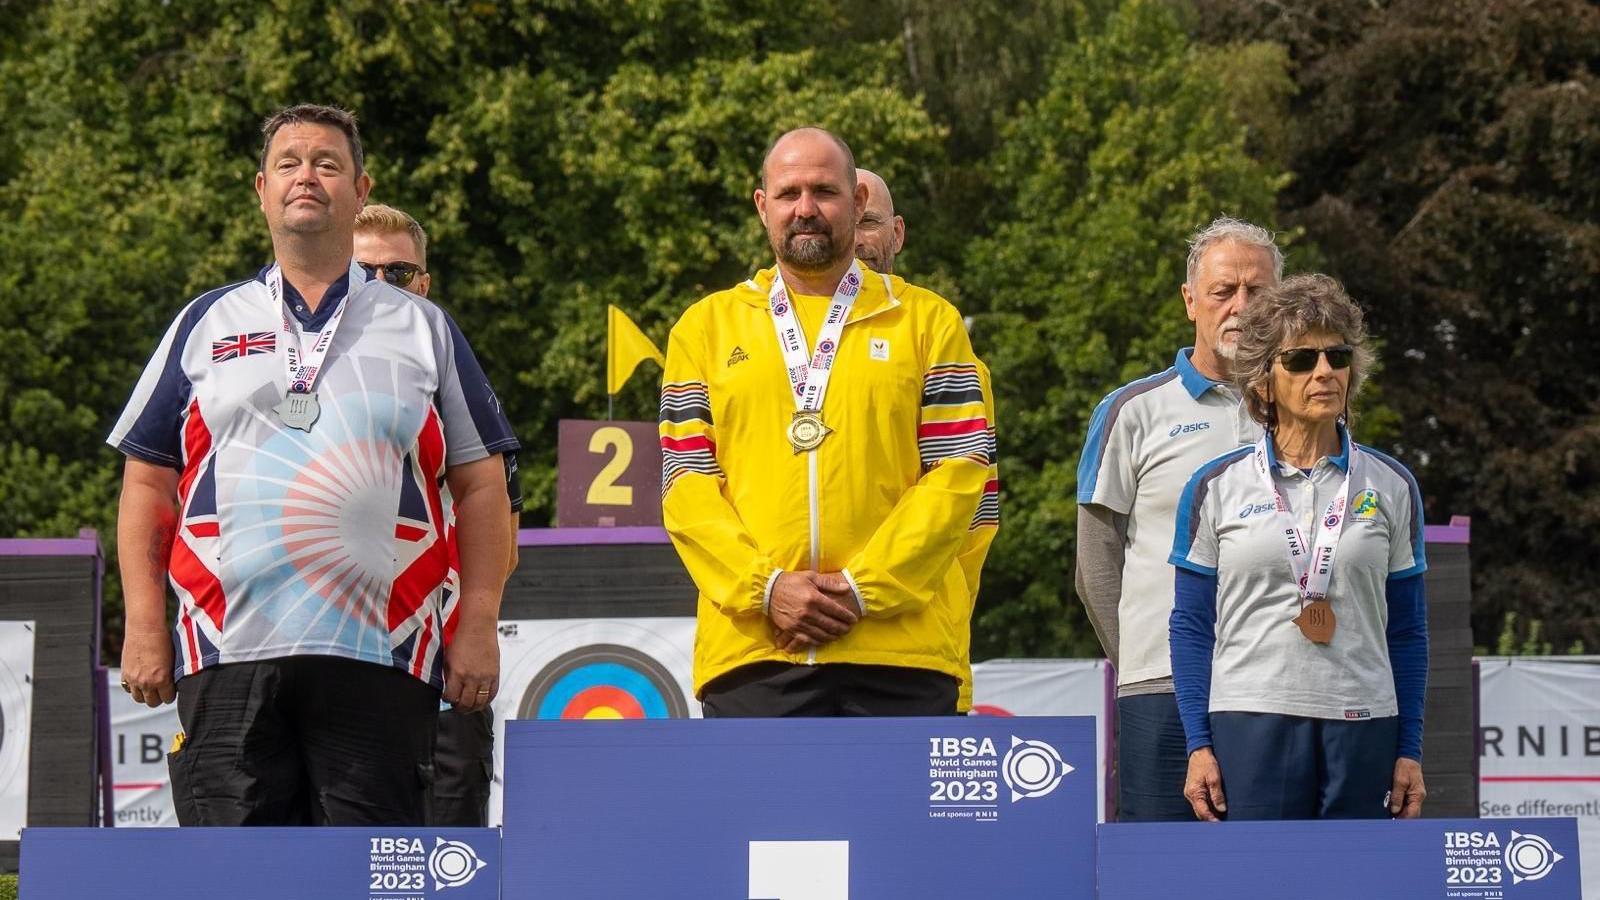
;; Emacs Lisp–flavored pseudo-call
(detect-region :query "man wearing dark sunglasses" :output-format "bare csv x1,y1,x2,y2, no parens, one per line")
355,202,524,828
1075,217,1281,821
354,203,432,296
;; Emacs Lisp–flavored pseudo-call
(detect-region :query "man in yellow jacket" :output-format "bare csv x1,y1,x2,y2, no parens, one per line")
660,126,998,715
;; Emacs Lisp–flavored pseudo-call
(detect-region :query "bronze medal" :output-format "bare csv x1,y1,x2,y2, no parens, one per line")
787,410,831,454
1294,598,1336,644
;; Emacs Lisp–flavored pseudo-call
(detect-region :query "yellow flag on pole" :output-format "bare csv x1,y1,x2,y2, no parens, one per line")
607,304,665,395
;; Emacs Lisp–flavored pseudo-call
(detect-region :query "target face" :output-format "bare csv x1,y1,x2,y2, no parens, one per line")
519,643,689,720
0,622,34,839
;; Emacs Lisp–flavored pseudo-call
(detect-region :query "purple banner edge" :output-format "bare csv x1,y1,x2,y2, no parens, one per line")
517,526,670,547
0,538,100,557
1423,524,1470,545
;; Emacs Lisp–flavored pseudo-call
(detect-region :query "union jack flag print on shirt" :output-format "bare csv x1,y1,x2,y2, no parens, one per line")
210,331,276,362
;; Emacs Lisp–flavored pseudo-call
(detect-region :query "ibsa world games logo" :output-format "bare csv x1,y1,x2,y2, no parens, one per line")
367,836,486,897
1505,831,1564,885
927,734,1072,822
428,837,488,890
1442,829,1565,891
1002,736,1070,803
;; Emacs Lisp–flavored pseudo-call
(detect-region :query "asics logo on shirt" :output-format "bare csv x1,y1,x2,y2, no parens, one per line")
1237,501,1275,519
1168,421,1212,437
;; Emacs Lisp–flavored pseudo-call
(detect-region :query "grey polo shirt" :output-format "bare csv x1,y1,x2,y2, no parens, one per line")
1076,349,1259,689
1169,433,1427,720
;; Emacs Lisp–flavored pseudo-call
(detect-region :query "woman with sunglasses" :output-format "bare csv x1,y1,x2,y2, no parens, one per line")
1167,274,1429,821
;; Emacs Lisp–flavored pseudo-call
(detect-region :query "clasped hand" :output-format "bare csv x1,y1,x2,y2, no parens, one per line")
768,570,859,652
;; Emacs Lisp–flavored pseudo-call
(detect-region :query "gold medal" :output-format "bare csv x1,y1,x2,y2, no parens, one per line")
787,410,832,453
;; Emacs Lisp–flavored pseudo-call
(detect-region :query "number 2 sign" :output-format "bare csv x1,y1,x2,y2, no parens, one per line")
556,419,663,527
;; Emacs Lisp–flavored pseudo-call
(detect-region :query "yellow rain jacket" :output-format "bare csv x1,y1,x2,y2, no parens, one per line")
659,265,999,702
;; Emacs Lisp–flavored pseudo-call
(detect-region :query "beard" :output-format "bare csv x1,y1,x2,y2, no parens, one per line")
857,247,888,274
1214,316,1242,360
774,215,843,269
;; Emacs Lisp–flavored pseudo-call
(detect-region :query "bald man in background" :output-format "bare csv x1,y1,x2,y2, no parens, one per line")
853,168,905,275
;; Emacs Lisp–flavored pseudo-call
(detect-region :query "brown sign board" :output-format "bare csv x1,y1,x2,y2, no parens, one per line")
556,419,663,527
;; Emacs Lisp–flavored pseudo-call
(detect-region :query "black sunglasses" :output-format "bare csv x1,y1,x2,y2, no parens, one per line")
358,261,424,289
1277,345,1354,373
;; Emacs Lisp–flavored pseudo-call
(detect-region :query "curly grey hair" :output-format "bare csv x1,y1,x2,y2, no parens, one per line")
1185,216,1284,287
1230,274,1376,428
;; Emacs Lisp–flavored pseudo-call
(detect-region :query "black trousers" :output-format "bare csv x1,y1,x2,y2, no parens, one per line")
700,662,959,717
1115,693,1194,821
430,707,494,827
168,655,440,826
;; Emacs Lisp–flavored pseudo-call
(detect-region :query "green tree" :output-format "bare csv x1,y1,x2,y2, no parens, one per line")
960,0,1294,657
1191,0,1600,652
831,0,1115,285
0,0,939,656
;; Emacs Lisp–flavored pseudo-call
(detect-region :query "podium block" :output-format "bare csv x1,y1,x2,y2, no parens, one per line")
21,827,500,899
1098,817,1583,899
502,716,1097,898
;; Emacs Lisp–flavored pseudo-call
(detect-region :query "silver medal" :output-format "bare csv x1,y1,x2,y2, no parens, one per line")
275,391,321,432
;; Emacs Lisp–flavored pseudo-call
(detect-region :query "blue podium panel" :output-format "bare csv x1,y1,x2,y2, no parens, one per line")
21,827,500,900
1099,818,1583,900
502,716,1096,898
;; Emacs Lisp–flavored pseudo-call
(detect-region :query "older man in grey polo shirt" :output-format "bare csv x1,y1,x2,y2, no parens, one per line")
1075,217,1280,820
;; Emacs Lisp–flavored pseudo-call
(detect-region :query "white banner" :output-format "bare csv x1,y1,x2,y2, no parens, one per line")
106,666,181,827
489,617,700,825
0,622,34,838
970,658,1111,821
1478,656,1600,900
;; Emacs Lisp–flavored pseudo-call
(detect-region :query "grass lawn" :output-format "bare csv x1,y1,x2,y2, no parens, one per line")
0,873,15,898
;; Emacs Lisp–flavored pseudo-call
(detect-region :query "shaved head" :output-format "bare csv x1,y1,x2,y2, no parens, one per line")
856,169,894,214
761,127,856,191
753,128,867,281
853,167,905,274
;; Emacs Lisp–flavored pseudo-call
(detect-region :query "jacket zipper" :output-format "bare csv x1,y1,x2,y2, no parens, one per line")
807,447,819,665
803,273,896,666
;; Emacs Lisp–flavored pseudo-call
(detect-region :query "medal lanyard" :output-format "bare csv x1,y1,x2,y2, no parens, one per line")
267,261,361,394
766,261,863,413
1251,434,1356,603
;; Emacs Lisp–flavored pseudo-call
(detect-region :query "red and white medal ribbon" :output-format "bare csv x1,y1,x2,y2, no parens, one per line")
266,260,362,394
1251,433,1357,602
766,261,864,413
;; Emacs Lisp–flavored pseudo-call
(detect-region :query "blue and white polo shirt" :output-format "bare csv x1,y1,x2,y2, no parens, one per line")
1077,348,1261,689
108,262,518,688
1169,430,1426,721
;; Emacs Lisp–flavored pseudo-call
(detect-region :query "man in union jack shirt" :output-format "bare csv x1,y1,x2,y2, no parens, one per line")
109,104,518,826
